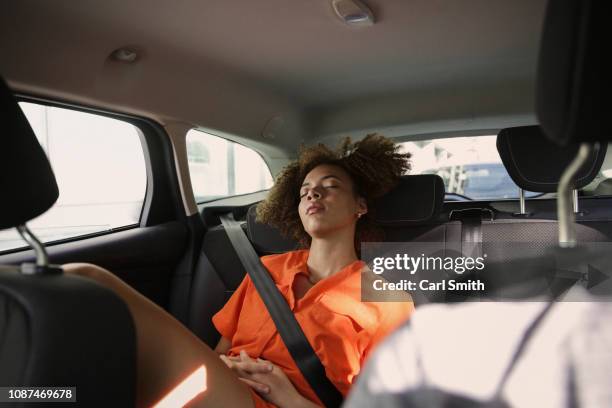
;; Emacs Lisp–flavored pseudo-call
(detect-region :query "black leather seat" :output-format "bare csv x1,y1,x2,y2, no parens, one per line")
0,77,137,407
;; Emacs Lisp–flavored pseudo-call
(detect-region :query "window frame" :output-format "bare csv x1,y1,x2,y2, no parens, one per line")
0,94,185,255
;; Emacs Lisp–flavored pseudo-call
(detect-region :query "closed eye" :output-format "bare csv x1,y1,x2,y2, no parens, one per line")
300,185,337,198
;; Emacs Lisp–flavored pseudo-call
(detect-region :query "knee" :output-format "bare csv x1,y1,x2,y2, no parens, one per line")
63,263,111,282
62,263,134,302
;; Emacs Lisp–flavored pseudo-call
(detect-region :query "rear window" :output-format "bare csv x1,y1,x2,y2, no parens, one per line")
398,135,539,201
399,136,612,201
582,143,612,196
187,129,273,203
0,102,147,253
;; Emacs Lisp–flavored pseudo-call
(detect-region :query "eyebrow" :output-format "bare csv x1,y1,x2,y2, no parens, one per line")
301,175,342,187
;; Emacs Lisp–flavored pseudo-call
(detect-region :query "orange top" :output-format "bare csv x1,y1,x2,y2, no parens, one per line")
212,249,414,407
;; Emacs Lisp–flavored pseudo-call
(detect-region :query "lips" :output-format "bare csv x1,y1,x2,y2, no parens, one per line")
306,203,324,215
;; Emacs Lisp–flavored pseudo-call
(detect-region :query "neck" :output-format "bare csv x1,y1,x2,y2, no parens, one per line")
306,228,359,282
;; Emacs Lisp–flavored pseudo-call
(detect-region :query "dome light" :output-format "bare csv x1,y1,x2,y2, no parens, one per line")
110,47,140,63
332,0,375,27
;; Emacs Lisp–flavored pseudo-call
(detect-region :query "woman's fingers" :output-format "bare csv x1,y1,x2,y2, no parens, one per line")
220,354,250,378
236,350,273,373
236,359,273,374
219,354,232,368
221,353,273,375
239,378,270,394
239,349,252,361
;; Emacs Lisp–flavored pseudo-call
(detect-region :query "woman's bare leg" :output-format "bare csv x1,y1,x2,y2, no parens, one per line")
62,263,254,408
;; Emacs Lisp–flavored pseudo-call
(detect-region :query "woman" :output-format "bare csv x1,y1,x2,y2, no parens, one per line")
64,134,414,408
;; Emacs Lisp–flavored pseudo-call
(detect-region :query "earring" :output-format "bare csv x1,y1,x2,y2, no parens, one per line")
357,212,363,218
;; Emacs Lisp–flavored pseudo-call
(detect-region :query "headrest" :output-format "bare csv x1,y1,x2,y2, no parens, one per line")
371,174,445,226
246,205,299,254
0,77,59,230
246,174,445,252
497,126,606,192
536,0,607,144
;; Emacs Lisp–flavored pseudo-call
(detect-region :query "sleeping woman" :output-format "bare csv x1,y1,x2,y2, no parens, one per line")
64,133,414,408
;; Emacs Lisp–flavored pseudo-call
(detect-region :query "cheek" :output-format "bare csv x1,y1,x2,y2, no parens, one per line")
298,201,311,224
298,200,307,217
331,196,357,216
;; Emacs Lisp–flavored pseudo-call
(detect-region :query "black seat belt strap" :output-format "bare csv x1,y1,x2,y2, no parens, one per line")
447,208,494,302
449,208,495,259
220,212,343,408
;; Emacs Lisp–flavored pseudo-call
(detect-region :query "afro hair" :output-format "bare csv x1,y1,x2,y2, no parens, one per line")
256,133,411,252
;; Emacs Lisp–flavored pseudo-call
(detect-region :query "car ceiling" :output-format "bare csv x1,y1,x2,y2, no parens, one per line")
0,0,545,158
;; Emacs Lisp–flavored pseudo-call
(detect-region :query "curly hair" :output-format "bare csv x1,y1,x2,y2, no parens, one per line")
256,134,411,253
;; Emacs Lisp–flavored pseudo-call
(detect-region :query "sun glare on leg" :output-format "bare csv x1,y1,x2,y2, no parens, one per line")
152,365,207,408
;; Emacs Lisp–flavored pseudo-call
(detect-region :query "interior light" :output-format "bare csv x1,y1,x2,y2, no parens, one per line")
110,47,140,63
331,0,375,27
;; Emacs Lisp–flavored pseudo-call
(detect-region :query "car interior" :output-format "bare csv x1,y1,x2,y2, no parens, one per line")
0,0,608,407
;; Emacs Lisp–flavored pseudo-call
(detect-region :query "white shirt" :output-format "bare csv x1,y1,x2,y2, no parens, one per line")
345,289,612,407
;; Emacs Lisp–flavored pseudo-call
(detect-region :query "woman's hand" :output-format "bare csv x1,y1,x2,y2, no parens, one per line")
220,350,319,408
219,350,272,394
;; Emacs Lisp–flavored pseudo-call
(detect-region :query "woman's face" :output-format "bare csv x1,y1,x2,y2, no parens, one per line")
298,164,367,240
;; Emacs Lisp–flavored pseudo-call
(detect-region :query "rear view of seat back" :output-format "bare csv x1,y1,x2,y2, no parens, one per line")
494,125,609,242
497,125,605,195
482,126,611,272
0,77,136,407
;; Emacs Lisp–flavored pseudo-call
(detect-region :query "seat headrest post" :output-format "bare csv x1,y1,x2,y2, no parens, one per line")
518,188,526,215
558,143,593,247
16,224,49,269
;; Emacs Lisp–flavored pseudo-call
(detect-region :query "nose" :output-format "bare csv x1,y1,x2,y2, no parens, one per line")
307,187,322,200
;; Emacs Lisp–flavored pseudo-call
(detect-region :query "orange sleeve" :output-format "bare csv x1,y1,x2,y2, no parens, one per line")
211,273,252,341
361,301,414,364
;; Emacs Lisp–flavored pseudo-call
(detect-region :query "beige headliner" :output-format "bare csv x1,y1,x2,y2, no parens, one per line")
1,0,545,164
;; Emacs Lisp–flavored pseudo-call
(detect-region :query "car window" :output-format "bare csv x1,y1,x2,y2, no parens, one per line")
582,143,612,196
399,135,541,201
400,136,612,200
0,102,147,253
186,129,273,203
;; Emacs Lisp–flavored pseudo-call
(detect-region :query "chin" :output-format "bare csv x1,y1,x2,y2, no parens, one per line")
304,224,333,239
306,224,352,240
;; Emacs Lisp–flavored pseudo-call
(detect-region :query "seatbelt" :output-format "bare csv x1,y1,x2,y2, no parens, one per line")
446,208,494,302
449,208,494,259
219,212,343,408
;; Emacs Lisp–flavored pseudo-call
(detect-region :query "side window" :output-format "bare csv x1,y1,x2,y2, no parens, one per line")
186,129,274,203
0,102,147,253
